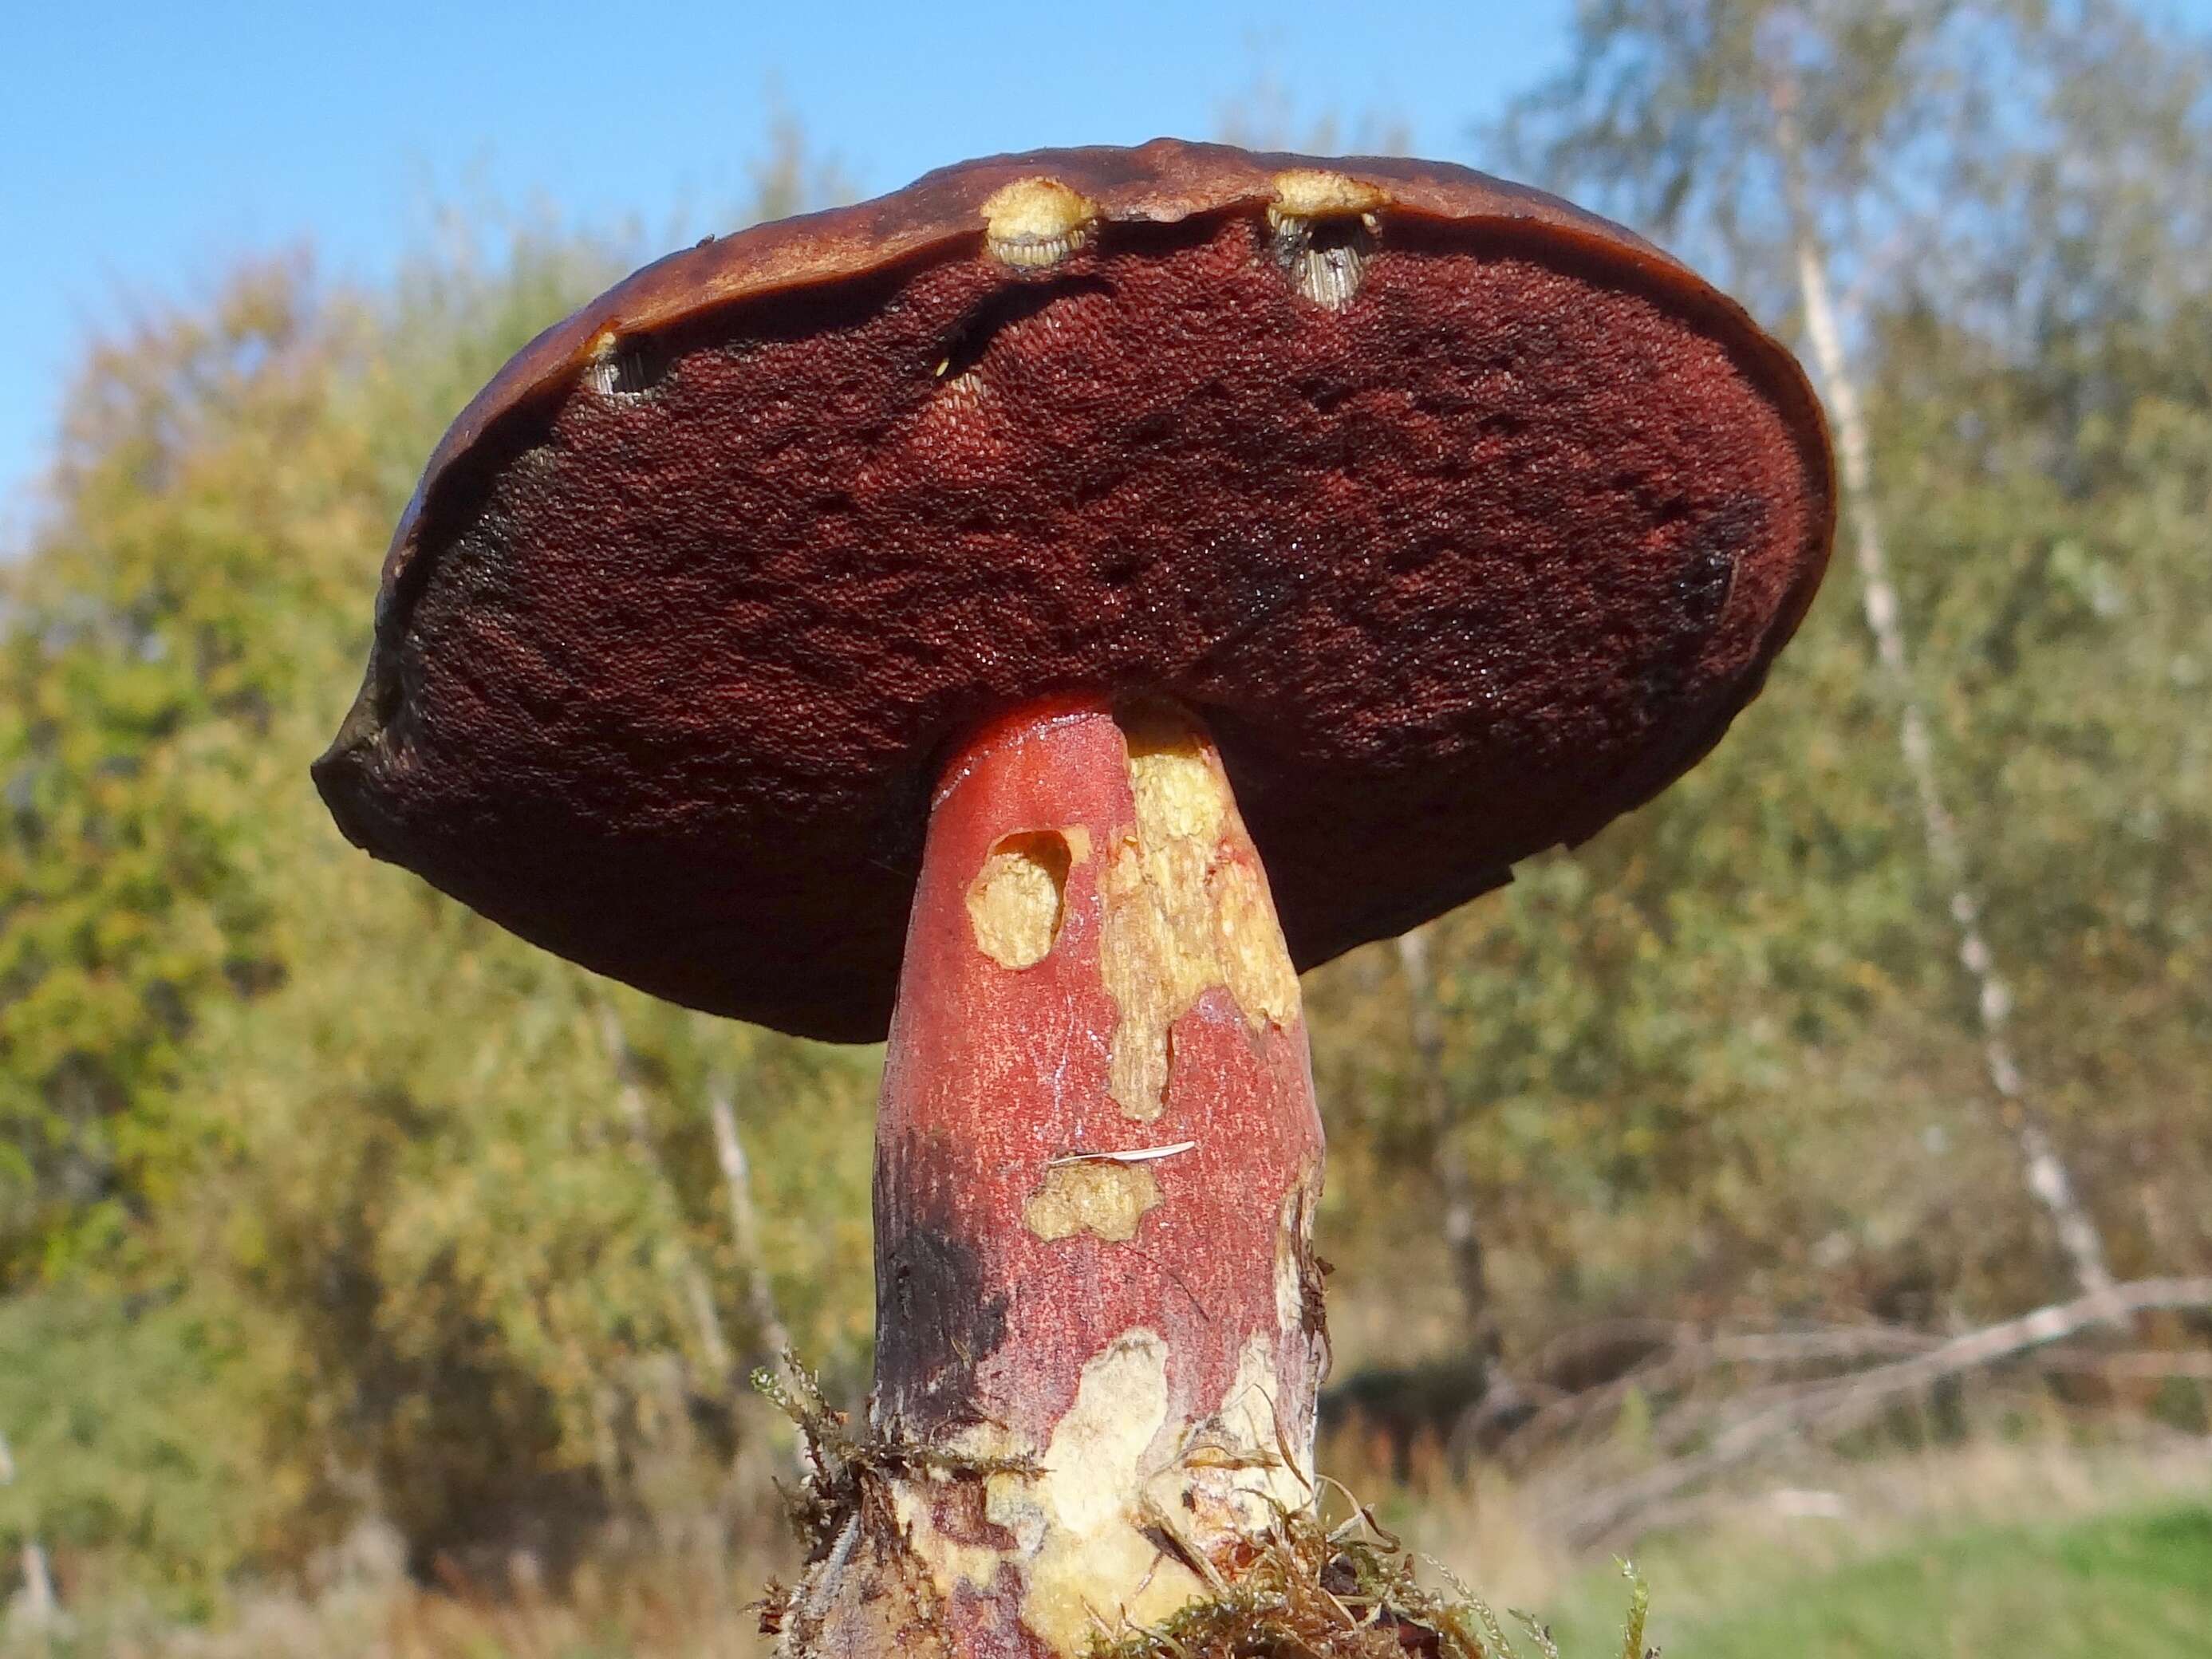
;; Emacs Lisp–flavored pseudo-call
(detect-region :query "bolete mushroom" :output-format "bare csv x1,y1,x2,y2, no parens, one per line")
314,140,1832,1656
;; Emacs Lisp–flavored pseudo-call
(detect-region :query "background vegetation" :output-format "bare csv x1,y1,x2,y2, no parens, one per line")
2,2,2207,1652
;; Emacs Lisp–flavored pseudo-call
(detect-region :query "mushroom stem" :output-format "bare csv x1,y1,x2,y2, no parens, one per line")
788,698,1328,1659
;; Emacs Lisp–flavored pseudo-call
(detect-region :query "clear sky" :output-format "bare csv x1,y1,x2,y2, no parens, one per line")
1,0,1581,544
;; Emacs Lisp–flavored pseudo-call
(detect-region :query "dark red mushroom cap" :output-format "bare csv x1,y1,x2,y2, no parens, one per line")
313,139,1834,1043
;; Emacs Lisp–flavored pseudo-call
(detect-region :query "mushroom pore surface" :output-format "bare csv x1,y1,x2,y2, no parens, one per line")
314,142,1833,1042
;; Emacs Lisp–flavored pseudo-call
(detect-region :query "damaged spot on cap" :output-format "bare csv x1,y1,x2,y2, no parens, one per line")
1279,223,1372,310
1023,1161,1161,1243
1265,170,1386,311
1267,169,1390,224
582,329,662,396
968,830,1073,968
982,178,1100,270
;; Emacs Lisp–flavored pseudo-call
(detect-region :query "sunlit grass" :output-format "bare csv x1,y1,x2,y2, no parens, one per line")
11,1479,2207,1657
1545,1503,2212,1659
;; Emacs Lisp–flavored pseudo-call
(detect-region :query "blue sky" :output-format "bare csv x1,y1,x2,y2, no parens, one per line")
1,1,1580,543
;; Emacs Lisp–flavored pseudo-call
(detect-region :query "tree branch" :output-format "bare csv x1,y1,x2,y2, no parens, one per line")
1555,1277,2212,1546
706,1074,795,1369
594,1000,738,1392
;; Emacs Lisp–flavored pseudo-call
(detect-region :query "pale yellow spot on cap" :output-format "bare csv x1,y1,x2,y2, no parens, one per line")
1267,168,1389,226
982,178,1101,269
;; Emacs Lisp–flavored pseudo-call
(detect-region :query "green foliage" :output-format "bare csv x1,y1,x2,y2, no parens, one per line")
1306,0,2212,1342
0,1291,261,1614
1,262,360,1282
0,152,876,1594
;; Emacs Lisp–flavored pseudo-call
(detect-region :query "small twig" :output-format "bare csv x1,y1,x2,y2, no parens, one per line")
2033,1348,2212,1381
1497,1320,1958,1466
707,1070,796,1365
1138,1495,1231,1594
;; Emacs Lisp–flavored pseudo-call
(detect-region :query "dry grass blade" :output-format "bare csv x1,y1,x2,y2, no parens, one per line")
1509,1610,1561,1659
1615,1562,1651,1659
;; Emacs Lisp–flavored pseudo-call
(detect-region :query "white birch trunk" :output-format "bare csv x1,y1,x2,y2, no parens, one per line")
1770,86,2116,1302
1395,928,1492,1349
0,1432,57,1628
595,1003,739,1385
706,1076,796,1366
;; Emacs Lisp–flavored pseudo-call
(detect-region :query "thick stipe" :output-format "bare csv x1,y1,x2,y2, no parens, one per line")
788,699,1327,1659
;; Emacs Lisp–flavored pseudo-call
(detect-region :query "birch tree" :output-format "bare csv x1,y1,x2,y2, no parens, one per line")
1396,928,1496,1354
1762,41,2112,1298
1486,0,2190,1298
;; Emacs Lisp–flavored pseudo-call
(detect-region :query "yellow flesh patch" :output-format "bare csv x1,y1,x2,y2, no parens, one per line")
1023,1161,1161,1242
879,1328,1314,1657
1098,717,1300,1119
968,831,1072,968
1003,1331,1199,1652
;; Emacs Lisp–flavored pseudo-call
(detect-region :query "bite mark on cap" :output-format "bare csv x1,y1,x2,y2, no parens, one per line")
982,178,1100,270
582,329,663,396
1267,169,1387,310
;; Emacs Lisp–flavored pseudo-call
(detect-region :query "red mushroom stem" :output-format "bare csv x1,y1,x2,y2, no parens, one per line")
790,697,1328,1658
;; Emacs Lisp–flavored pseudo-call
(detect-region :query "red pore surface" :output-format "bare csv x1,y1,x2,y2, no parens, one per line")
313,141,1834,1042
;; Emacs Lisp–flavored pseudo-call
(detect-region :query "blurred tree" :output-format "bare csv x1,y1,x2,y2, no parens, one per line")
1446,0,2212,1322
0,139,877,1597
0,258,363,1286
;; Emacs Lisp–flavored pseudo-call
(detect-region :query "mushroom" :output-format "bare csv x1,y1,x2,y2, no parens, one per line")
313,141,1833,1654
